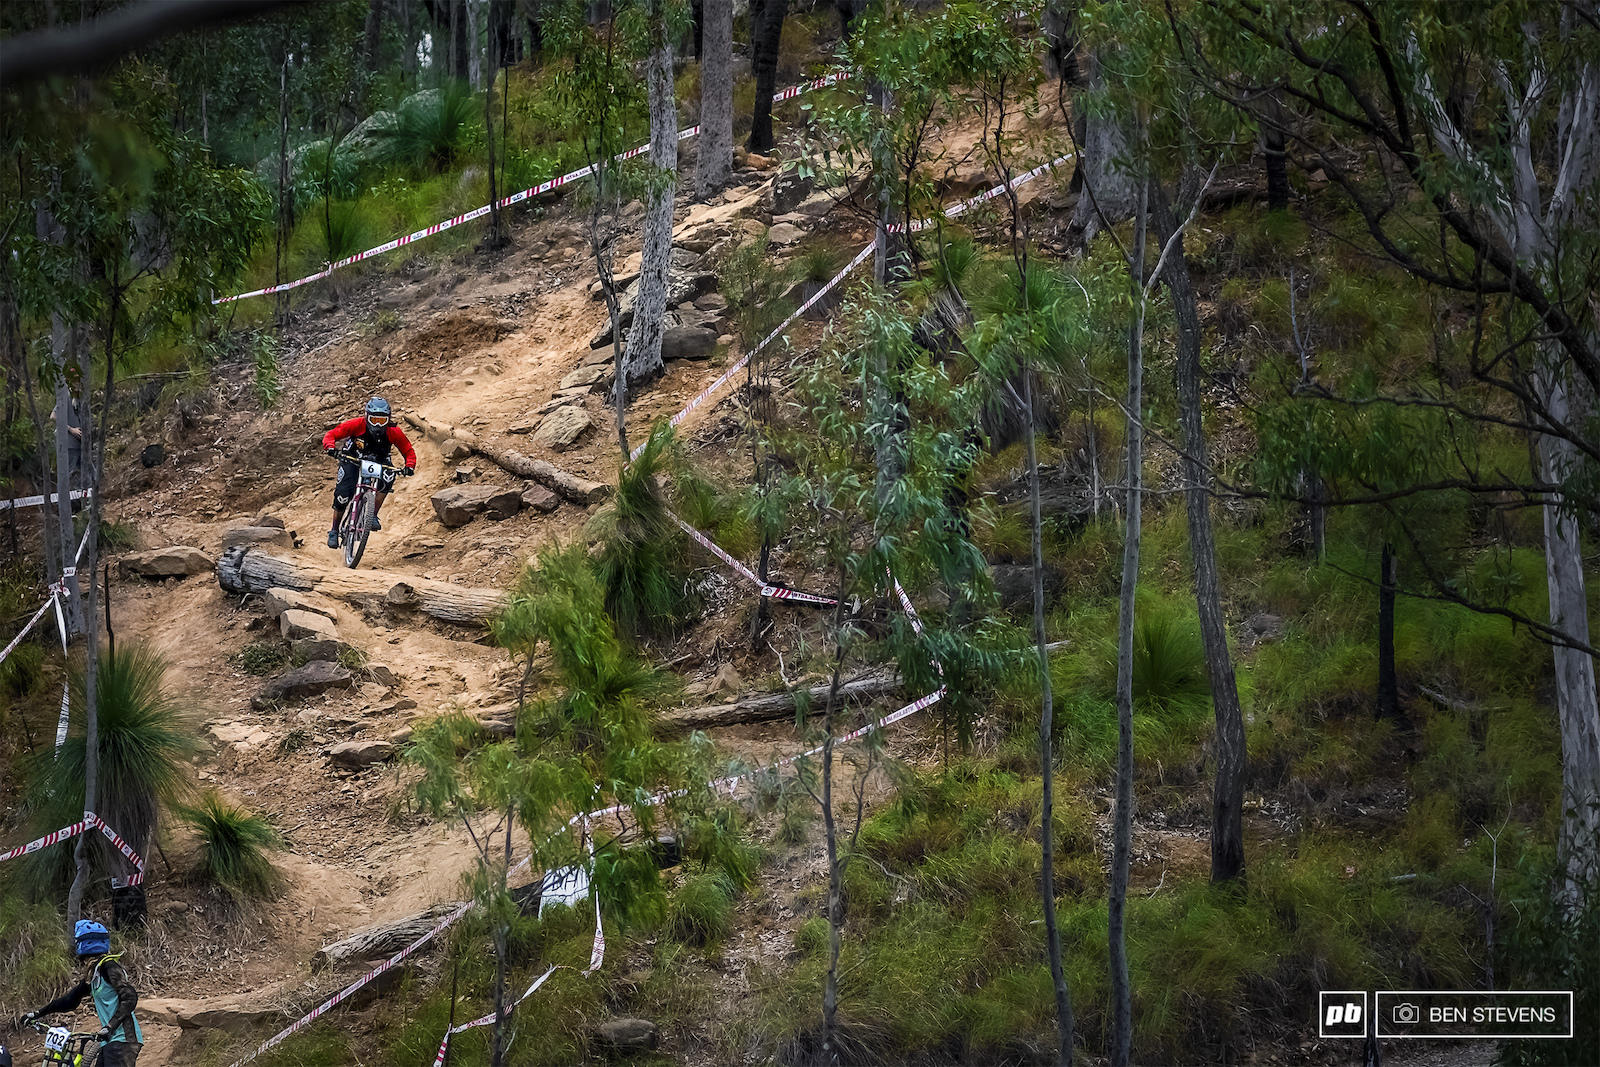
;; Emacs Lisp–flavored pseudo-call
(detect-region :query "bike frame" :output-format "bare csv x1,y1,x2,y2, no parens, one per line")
336,451,403,569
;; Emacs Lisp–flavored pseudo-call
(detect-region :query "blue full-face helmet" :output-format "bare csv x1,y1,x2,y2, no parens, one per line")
74,919,110,958
365,396,392,431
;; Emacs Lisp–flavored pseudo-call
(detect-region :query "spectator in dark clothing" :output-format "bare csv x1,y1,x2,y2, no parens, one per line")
20,920,142,1066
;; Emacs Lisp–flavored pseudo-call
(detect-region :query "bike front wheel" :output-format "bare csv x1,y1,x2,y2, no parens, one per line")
343,491,373,568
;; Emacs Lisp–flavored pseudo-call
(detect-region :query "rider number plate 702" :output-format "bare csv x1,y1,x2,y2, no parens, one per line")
45,1027,70,1051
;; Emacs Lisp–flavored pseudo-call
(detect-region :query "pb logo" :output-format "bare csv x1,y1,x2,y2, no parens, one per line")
1318,991,1369,1038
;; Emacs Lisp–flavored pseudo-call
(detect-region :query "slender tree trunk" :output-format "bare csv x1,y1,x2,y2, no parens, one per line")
365,0,385,72
491,804,512,1066
36,199,83,634
1151,182,1246,885
275,43,291,326
620,26,676,392
1026,353,1074,1066
696,0,733,198
1377,542,1400,722
1536,365,1600,913
819,568,849,1062
1108,174,1148,1067
1069,51,1137,249
484,16,502,247
835,0,862,42
746,0,786,154
466,0,482,89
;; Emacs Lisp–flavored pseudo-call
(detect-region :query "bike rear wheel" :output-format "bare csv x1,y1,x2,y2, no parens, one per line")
343,490,373,568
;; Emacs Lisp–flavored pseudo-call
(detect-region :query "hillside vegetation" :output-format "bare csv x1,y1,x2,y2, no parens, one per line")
1,2,1596,1066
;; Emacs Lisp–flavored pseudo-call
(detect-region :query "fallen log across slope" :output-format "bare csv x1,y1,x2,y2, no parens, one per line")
403,412,610,505
216,545,504,624
661,640,1070,731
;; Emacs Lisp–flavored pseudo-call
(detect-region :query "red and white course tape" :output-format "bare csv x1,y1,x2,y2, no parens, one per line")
0,812,146,886
215,73,852,305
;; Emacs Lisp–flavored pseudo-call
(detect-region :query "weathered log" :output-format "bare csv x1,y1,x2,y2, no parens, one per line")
474,443,611,506
312,903,465,970
663,669,901,730
661,642,1070,731
216,545,503,624
313,887,543,970
402,413,610,505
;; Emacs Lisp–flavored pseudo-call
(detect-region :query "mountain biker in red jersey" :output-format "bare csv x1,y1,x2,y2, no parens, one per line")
322,397,416,548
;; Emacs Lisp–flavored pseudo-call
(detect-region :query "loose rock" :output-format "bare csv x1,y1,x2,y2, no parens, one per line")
223,526,292,550
430,484,503,528
661,325,718,361
329,739,396,769
119,546,214,578
594,1018,659,1052
253,661,353,707
522,484,560,512
531,406,593,452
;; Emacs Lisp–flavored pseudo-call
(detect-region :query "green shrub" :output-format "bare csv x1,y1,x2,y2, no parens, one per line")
0,896,72,1025
231,641,289,676
668,871,736,946
177,790,285,900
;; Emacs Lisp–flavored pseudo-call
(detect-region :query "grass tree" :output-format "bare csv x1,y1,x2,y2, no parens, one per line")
22,647,201,907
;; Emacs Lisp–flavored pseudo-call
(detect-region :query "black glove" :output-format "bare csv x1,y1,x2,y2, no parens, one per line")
403,466,415,477
96,1028,110,1043
20,1011,37,1026
325,446,338,456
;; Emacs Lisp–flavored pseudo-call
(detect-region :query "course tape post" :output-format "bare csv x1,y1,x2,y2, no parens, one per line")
215,73,852,305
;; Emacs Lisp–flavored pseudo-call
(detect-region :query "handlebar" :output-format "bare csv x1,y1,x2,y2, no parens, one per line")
331,451,406,472
25,1019,98,1039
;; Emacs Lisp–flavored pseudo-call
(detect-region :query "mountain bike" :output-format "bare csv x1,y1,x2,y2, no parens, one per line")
22,1019,98,1066
334,450,403,569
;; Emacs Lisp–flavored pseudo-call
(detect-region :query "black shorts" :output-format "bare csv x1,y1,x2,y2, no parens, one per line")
333,456,397,507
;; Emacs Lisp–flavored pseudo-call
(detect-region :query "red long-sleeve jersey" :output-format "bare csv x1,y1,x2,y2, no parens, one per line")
323,418,418,468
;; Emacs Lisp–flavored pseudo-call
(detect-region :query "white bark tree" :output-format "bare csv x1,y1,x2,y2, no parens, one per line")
621,22,676,391
695,0,732,198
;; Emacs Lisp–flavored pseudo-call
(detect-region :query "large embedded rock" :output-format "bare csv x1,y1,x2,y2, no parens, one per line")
771,165,817,214
661,325,718,361
483,487,524,520
558,363,611,391
589,268,716,348
222,525,293,550
429,484,501,528
121,546,213,578
261,587,338,622
522,484,560,512
138,998,284,1034
531,406,593,452
765,222,804,246
329,739,396,769
594,1018,659,1052
252,661,353,707
279,608,339,643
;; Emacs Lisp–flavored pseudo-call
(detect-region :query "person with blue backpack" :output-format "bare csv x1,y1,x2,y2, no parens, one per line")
19,921,142,1065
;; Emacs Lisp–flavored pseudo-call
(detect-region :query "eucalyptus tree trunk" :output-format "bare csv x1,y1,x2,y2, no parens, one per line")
620,26,676,392
1025,355,1074,1066
1377,543,1400,722
466,0,482,89
484,14,502,247
819,574,849,1062
35,200,84,635
746,0,786,154
364,0,384,72
1069,51,1138,249
1537,368,1600,909
1108,176,1148,1067
695,0,733,198
1151,183,1246,885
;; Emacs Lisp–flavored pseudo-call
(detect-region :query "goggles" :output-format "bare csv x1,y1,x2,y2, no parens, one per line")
366,413,391,426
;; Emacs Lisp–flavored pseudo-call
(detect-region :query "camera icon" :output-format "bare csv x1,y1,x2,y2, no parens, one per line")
1392,1002,1420,1025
